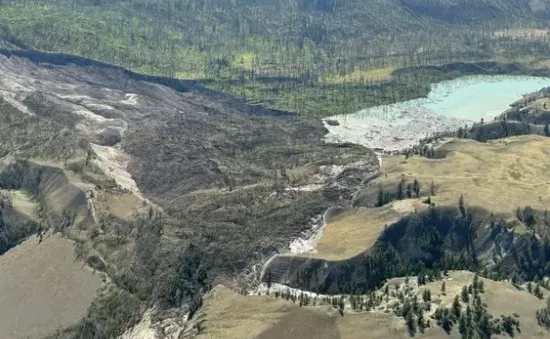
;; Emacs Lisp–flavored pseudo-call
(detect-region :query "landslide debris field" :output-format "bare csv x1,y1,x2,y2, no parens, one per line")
0,50,379,338
3,49,550,338
2,0,550,337
2,48,550,339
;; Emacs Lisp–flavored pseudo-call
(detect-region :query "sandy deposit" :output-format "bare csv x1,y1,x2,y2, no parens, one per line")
91,143,142,195
324,106,467,150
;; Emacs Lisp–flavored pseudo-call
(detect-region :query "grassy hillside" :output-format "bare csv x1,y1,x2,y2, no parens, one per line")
0,234,102,339
303,200,429,261
262,135,550,302
1,0,550,116
298,135,550,262
188,285,340,339
187,271,548,339
375,136,550,216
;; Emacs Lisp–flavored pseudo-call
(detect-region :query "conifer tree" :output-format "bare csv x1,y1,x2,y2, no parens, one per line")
452,295,462,318
441,309,453,333
535,283,543,300
377,187,385,207
406,310,416,336
458,313,468,335
473,274,480,291
423,289,431,302
459,195,466,217
338,297,345,315
413,179,420,197
397,179,405,200
461,286,469,303
406,183,413,198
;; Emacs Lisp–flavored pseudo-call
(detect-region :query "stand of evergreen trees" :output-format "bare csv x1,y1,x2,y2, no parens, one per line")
537,298,550,329
295,203,479,295
377,178,423,207
287,195,550,302
434,276,520,338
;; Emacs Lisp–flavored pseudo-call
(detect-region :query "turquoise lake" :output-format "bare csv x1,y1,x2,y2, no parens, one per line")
423,75,550,120
324,75,550,150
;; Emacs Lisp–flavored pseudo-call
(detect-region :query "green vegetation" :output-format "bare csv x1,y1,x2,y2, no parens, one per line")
434,276,520,338
70,288,141,338
377,177,424,207
294,203,485,294
397,294,430,336
3,1,550,337
2,0,550,116
280,192,550,299
537,298,550,329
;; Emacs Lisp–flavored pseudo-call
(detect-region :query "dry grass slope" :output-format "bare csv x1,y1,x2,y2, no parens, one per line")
307,135,550,261
192,270,549,339
0,234,103,339
303,199,428,260
193,286,339,339
421,271,548,339
381,136,550,215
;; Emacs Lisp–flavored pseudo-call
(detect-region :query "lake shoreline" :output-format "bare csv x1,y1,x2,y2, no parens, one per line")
323,75,550,151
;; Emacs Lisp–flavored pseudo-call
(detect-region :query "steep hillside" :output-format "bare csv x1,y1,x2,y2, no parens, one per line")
218,134,550,339
0,49,378,338
502,86,550,125
263,135,550,295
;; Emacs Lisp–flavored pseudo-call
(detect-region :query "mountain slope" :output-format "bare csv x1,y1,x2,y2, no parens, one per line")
2,2,550,337
264,134,550,292
1,0,550,116
0,49,378,338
